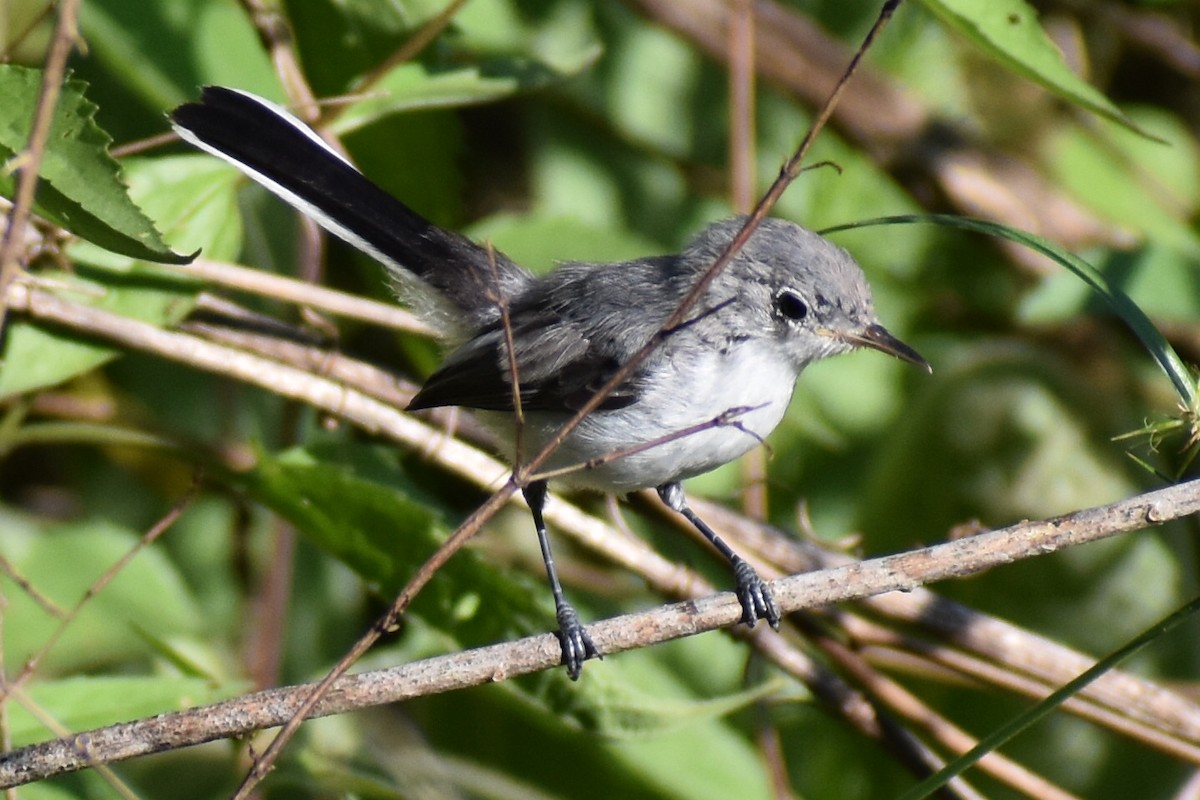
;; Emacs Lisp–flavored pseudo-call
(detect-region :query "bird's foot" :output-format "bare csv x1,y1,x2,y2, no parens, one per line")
731,557,781,630
556,602,601,680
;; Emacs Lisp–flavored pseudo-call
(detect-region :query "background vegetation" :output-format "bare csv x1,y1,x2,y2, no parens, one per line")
2,0,1199,797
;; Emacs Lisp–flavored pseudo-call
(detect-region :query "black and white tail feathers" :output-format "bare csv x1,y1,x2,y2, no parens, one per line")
170,86,529,332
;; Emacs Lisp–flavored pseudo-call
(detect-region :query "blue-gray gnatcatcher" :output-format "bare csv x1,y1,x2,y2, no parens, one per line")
171,87,928,679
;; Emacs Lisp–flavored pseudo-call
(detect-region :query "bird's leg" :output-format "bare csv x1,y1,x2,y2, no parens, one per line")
523,480,600,679
657,482,781,629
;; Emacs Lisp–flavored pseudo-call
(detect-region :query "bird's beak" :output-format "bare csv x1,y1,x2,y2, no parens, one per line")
842,324,931,372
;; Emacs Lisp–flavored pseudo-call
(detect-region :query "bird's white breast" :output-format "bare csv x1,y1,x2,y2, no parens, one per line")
505,339,799,493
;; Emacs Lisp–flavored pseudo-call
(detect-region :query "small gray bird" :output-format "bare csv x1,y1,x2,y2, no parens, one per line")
172,87,928,679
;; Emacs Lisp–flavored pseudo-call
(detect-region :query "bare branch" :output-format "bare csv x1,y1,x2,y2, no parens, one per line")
176,258,431,335
683,495,1200,751
2,476,1197,787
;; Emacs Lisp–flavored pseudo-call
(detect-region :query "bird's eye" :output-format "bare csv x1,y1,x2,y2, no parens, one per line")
775,289,808,321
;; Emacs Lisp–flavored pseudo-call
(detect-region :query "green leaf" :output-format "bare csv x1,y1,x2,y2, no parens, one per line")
79,0,281,111
916,0,1145,135
232,442,555,645
1044,108,1200,257
69,155,246,270
592,660,780,800
243,445,446,591
0,155,239,399
570,663,787,739
0,64,190,263
0,515,201,674
330,55,600,136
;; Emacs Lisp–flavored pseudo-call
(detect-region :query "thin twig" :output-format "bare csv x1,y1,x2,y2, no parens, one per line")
0,0,81,333
7,482,199,690
237,0,318,120
489,242,527,465
727,0,770,524
807,624,1080,800
333,0,472,118
528,404,766,483
0,556,67,619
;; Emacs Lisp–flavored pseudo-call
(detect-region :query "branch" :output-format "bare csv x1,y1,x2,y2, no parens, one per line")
1,477,1196,787
176,258,430,335
684,494,1200,750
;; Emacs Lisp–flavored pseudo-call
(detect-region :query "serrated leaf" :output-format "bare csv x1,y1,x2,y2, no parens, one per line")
917,0,1146,136
69,155,246,270
0,155,239,399
330,54,599,136
0,64,190,262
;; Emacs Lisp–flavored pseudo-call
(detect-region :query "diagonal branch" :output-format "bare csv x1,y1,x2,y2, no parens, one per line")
1,475,1197,788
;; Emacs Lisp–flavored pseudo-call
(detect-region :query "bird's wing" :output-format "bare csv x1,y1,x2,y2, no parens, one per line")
408,314,642,413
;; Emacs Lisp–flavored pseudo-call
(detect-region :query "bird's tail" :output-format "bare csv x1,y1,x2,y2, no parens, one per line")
170,86,528,330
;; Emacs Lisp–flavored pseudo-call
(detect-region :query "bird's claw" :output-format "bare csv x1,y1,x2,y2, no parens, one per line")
556,602,601,680
731,557,781,630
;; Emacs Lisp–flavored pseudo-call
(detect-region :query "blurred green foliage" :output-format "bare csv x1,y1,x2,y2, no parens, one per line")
2,0,1200,797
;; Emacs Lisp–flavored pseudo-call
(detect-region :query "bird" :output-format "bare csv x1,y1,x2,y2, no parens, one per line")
171,86,929,678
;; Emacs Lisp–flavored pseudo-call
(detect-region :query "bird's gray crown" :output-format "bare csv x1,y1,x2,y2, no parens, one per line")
681,216,881,368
